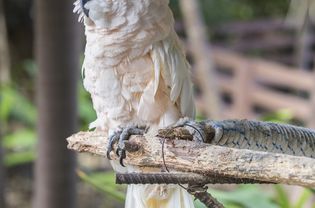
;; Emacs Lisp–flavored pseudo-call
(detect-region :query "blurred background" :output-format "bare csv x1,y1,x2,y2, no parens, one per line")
1,0,315,207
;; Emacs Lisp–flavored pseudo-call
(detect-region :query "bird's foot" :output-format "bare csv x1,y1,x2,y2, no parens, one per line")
106,125,147,167
158,118,206,142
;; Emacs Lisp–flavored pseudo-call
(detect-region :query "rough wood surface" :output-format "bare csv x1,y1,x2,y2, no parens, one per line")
67,130,315,188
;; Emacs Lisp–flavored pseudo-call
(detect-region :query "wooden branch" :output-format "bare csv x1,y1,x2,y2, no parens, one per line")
67,130,315,188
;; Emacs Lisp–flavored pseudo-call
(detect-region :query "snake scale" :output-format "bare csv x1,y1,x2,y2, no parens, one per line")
199,120,315,158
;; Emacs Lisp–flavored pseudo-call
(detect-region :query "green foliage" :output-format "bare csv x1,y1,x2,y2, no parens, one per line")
170,0,290,26
0,85,36,127
78,83,96,130
274,185,314,208
1,85,37,167
77,170,125,202
4,150,36,167
2,129,36,150
293,188,313,208
23,59,37,78
0,75,96,167
262,109,294,124
274,185,290,208
240,0,290,19
2,129,36,167
195,113,206,122
195,185,278,208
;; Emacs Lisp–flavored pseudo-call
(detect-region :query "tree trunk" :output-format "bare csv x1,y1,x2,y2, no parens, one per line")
296,18,314,70
179,0,221,119
33,0,80,207
0,0,10,83
0,0,9,206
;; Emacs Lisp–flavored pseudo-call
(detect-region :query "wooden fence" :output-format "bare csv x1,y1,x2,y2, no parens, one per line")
195,48,315,128
212,19,306,66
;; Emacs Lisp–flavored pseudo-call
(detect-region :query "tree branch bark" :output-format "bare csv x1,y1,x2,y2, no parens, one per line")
67,129,315,188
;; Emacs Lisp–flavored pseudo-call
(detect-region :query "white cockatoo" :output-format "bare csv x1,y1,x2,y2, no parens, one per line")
74,0,196,207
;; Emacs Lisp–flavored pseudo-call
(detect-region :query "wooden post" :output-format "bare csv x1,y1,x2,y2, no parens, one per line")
0,0,8,206
232,63,253,119
0,0,10,83
308,67,315,128
33,0,80,207
179,0,221,119
296,18,314,70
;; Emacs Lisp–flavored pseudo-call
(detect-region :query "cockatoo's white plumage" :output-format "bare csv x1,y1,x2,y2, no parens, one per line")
74,0,195,207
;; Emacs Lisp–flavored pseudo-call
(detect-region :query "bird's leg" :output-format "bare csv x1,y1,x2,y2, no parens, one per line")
107,125,147,167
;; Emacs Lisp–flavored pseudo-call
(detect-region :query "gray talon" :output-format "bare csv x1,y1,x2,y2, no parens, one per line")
107,130,121,160
106,125,146,166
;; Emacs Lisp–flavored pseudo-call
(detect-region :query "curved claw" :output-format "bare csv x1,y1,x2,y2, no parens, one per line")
119,150,126,167
115,147,121,157
107,125,146,166
107,133,120,160
106,151,112,160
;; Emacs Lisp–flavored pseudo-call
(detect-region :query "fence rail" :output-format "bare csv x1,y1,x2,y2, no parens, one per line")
195,48,315,127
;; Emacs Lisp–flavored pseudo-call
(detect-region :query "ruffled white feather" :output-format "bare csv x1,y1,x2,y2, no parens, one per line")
151,33,196,118
73,0,84,22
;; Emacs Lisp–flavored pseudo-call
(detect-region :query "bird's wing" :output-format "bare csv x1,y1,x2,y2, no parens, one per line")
150,32,196,119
